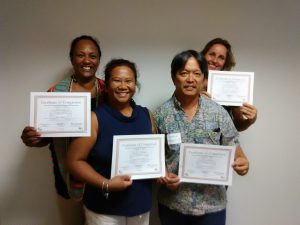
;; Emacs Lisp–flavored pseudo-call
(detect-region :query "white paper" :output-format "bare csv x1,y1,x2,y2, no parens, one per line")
178,143,236,186
111,134,166,180
30,92,91,137
167,133,182,145
207,70,254,106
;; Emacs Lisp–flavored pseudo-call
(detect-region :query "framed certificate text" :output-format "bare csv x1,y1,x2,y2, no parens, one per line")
30,92,91,137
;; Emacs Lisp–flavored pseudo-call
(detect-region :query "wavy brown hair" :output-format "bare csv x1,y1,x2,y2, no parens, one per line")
201,38,236,71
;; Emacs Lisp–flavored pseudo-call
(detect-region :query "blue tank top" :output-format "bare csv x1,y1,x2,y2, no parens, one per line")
84,101,153,216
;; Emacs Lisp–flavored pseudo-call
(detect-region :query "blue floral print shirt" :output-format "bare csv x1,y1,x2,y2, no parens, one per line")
153,94,239,215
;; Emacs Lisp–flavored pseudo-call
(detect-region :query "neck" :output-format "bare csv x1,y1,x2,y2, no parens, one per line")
71,76,97,96
108,99,133,117
73,74,96,86
176,94,199,110
175,94,199,122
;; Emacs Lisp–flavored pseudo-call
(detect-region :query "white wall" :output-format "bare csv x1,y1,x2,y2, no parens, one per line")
1,0,300,224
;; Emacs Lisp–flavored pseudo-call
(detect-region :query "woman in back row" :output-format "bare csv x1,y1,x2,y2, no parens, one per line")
201,38,257,131
21,35,106,200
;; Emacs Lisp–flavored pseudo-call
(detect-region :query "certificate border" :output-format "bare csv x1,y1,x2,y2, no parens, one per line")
178,143,236,186
207,70,254,106
30,92,91,137
111,134,165,180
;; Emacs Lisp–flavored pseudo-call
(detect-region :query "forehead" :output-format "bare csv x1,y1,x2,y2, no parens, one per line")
208,44,227,55
74,39,97,51
111,66,135,78
183,57,200,70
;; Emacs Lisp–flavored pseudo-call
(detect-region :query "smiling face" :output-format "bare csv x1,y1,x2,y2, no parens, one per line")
106,66,136,105
71,39,100,81
204,43,227,71
173,57,204,100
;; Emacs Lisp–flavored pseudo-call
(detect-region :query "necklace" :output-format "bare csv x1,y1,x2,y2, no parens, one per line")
70,75,100,107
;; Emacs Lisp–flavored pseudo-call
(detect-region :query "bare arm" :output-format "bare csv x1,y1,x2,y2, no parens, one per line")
232,103,257,131
149,111,157,134
21,126,50,147
66,112,132,191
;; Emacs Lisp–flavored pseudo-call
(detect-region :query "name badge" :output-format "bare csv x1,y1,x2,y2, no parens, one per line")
167,133,182,145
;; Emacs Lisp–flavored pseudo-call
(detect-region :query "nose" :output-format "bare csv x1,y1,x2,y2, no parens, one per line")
83,56,91,64
186,73,194,82
212,56,217,63
118,80,127,89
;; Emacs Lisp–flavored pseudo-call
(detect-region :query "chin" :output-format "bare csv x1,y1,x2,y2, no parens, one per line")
83,73,95,78
115,98,130,103
183,92,198,97
79,70,95,76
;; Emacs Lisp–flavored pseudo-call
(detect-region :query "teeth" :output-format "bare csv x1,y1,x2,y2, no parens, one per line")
83,66,91,70
118,92,127,97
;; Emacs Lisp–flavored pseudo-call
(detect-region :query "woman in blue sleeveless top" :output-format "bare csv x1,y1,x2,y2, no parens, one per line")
67,59,156,225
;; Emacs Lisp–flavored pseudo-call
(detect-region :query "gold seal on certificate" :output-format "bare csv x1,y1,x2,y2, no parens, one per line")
111,134,166,180
207,70,254,106
178,143,236,186
30,92,91,137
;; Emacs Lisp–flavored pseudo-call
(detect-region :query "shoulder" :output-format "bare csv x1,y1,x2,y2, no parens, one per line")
201,95,219,108
153,98,173,124
135,104,151,117
135,103,148,110
201,96,227,115
47,77,72,92
153,98,173,115
200,96,236,129
93,104,106,114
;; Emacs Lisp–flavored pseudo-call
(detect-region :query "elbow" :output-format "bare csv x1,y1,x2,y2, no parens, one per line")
236,125,247,132
234,120,251,132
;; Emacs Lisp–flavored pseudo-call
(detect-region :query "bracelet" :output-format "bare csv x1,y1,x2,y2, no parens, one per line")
101,180,109,200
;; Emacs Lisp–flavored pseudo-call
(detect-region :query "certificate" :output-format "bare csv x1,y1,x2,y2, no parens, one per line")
30,92,91,137
178,143,236,186
111,134,166,180
207,70,254,106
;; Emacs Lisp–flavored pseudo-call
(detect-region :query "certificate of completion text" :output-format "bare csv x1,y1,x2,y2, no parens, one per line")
30,92,91,137
111,134,165,180
207,70,254,106
178,143,236,186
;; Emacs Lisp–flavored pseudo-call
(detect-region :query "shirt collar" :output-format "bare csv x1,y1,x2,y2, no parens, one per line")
171,93,202,111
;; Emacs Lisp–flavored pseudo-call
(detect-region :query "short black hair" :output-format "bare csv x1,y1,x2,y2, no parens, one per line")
171,50,208,79
69,35,101,61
